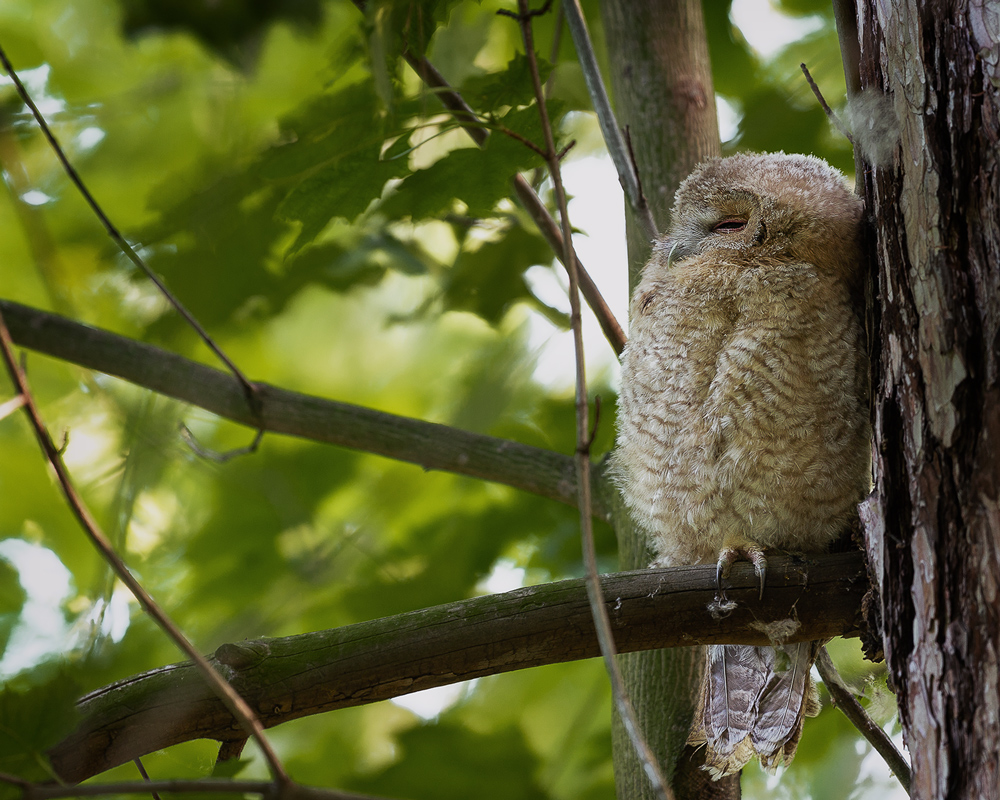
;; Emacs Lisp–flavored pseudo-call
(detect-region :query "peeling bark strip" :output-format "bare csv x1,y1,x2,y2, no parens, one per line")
858,1,1000,798
47,553,865,784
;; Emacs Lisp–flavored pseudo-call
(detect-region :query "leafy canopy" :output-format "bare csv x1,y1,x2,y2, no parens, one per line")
0,2,888,799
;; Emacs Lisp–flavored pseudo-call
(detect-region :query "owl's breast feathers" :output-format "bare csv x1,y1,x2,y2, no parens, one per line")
615,255,868,566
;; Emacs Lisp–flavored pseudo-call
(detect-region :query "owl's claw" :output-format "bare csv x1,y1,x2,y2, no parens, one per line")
716,545,768,600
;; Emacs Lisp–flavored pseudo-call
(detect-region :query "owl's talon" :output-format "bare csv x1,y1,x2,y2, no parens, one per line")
716,545,768,600
754,559,767,601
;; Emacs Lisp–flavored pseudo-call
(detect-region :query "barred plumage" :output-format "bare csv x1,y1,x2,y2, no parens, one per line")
613,152,869,777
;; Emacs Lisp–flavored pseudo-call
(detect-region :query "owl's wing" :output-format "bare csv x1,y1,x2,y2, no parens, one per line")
689,642,821,778
751,641,822,770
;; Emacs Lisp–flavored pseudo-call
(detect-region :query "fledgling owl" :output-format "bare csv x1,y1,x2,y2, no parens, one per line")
613,152,869,777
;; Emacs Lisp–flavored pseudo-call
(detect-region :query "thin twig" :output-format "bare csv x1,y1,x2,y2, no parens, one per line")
561,0,658,241
622,126,648,212
396,43,626,355
816,647,911,794
180,423,266,463
0,44,264,430
0,310,289,787
488,116,549,157
529,0,565,189
132,759,162,800
496,0,553,20
512,4,672,799
800,62,853,142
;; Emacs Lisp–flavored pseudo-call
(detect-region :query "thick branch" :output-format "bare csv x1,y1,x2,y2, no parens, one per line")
0,300,608,520
19,781,383,800
49,552,866,784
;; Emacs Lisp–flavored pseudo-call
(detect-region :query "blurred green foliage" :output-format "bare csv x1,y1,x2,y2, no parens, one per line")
0,1,895,799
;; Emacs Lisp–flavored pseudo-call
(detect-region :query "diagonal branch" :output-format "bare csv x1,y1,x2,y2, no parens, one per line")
400,49,627,356
816,647,911,793
0,309,288,786
0,299,610,520
48,551,867,784
560,0,658,241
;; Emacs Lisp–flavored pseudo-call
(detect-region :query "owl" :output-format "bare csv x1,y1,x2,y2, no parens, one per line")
613,152,870,777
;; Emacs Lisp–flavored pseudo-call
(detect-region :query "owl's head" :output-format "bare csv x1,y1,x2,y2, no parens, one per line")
659,152,864,282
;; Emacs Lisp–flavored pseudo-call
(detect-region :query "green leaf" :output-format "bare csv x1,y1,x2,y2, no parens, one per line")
704,1,761,98
0,665,81,790
277,154,403,252
444,222,552,324
120,0,326,68
349,723,548,800
262,82,414,251
141,176,294,328
261,83,396,181
381,101,560,221
285,228,430,293
460,53,554,113
734,87,826,156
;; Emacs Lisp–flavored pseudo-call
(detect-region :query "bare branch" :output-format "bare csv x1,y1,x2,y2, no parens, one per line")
800,62,853,142
816,647,911,794
0,299,610,520
561,0,658,241
131,759,162,800
0,309,289,786
48,551,867,784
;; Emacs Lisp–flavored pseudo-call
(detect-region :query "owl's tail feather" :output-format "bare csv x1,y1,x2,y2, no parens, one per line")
688,642,821,778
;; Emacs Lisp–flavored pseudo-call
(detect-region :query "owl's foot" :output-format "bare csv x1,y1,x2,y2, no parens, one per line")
716,543,768,600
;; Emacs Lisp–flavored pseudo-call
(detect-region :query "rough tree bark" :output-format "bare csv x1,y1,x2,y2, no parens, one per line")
855,1,1000,798
597,2,733,798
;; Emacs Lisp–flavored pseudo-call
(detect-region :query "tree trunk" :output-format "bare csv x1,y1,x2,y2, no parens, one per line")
598,1,732,797
855,1,1000,797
